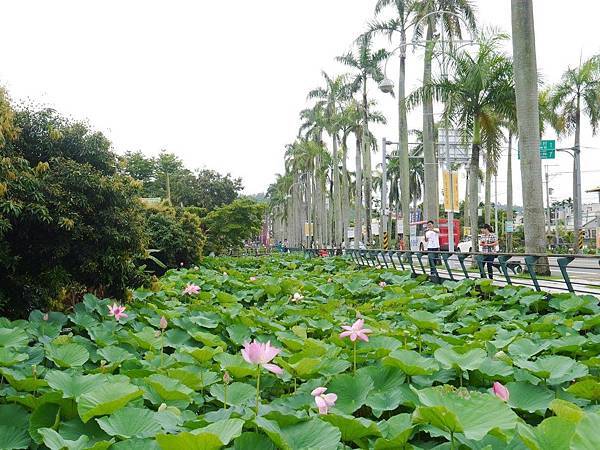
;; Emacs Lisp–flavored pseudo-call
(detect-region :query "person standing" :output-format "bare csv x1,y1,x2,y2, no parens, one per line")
425,220,441,273
480,224,498,279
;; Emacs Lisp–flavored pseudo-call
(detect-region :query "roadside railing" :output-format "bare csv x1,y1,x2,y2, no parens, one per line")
308,248,600,296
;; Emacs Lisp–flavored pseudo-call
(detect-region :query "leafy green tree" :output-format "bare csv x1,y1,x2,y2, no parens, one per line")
145,206,205,270
337,34,388,246
202,198,266,255
0,100,149,317
411,32,514,255
6,107,115,174
550,54,600,246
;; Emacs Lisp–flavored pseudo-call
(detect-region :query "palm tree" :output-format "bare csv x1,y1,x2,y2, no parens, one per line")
410,32,515,255
511,0,548,264
337,34,388,247
412,0,477,225
371,0,413,248
550,54,600,251
308,72,353,246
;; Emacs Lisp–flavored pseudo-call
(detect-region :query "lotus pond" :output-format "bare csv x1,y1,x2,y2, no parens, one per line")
1,255,600,449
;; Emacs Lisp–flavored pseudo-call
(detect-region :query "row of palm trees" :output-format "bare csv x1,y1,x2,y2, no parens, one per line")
267,0,600,254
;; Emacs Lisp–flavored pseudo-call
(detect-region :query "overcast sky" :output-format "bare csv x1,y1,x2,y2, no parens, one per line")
2,0,599,211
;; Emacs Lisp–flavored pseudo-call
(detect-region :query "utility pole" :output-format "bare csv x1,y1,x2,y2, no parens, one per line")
494,174,499,236
381,137,388,248
545,165,551,234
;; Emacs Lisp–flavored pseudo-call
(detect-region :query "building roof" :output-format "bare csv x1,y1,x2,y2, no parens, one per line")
586,186,600,193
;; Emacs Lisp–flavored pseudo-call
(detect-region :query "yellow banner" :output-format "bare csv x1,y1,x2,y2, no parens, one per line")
443,171,460,213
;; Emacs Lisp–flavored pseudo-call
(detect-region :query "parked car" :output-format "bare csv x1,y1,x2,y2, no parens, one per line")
457,235,499,253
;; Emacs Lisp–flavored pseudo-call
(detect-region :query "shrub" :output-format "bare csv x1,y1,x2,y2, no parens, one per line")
0,156,148,317
145,206,205,271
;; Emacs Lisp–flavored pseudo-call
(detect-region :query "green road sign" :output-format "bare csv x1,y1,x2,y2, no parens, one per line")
517,139,556,159
540,140,555,159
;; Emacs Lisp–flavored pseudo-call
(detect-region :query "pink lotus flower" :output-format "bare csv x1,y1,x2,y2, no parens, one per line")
311,387,337,414
379,281,387,287
241,340,283,375
249,276,257,282
42,313,49,321
492,382,509,401
183,283,200,295
159,316,168,330
340,319,372,342
107,303,128,320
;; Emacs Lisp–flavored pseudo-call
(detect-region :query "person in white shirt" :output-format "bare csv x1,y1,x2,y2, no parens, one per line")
424,220,441,274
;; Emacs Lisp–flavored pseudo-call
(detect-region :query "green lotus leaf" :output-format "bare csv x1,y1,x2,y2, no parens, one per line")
434,347,486,371
328,372,374,414
359,365,406,415
414,386,519,440
96,407,162,439
45,371,105,399
506,381,554,414
0,404,30,449
233,432,276,450
321,413,381,442
155,431,223,450
383,349,440,376
255,417,341,450
0,327,29,348
77,382,143,422
209,382,256,407
571,412,600,450
38,428,89,450
45,343,90,368
566,378,600,401
373,413,413,449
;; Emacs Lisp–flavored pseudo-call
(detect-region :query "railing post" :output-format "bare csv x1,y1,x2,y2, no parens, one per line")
441,252,455,281
557,256,575,293
387,251,397,270
404,251,416,275
497,255,513,285
457,253,470,279
396,251,406,271
475,255,486,278
524,256,541,292
415,252,427,275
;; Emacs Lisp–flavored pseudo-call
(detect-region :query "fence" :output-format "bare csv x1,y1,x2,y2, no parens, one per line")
301,248,600,296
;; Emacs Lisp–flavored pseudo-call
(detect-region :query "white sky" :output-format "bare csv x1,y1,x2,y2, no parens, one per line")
2,0,599,210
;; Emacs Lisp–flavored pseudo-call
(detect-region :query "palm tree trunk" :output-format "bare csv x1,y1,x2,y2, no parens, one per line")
399,31,411,250
469,120,481,256
485,160,492,224
423,20,438,223
332,134,342,246
573,94,582,252
464,170,470,230
362,76,372,246
342,135,350,246
355,133,363,248
507,131,514,252
511,0,548,270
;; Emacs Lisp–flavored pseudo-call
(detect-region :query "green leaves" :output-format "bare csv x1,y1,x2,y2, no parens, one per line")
96,407,162,439
328,373,374,414
77,382,143,422
1,256,600,449
383,349,439,376
45,343,90,368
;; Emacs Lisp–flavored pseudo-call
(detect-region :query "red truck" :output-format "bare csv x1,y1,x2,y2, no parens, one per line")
409,219,461,251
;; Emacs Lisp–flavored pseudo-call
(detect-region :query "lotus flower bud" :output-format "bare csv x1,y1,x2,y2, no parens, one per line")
223,371,231,385
159,316,168,330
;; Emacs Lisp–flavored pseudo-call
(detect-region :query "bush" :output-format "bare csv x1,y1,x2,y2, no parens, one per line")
0,156,148,317
202,198,266,255
145,206,205,271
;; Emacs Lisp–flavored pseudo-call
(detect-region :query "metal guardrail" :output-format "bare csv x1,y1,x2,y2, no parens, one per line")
301,248,600,296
